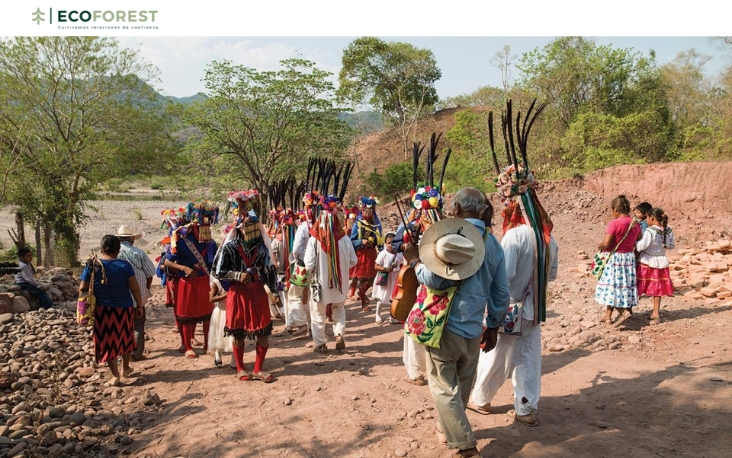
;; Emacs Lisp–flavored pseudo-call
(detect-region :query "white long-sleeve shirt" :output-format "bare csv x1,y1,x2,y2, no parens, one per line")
636,225,675,269
15,261,41,287
304,235,357,305
501,225,559,322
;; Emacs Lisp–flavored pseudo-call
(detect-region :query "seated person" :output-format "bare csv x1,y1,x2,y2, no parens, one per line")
14,247,53,309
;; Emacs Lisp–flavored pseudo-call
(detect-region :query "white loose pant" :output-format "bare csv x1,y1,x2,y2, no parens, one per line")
403,332,426,380
280,290,290,327
470,319,541,416
287,284,309,327
309,300,346,347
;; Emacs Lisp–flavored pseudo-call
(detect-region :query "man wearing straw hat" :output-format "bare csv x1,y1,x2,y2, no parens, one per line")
403,187,510,458
116,225,156,361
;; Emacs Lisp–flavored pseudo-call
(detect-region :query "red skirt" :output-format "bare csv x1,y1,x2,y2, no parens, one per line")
175,275,213,323
93,304,135,364
225,281,272,339
637,264,674,297
351,248,377,278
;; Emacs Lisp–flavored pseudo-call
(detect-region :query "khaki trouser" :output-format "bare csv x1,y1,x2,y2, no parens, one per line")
425,328,481,450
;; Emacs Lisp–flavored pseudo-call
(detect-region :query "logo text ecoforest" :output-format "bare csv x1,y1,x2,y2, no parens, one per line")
57,10,157,22
32,8,160,29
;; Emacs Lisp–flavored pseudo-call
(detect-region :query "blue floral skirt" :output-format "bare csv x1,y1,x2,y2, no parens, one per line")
594,251,638,309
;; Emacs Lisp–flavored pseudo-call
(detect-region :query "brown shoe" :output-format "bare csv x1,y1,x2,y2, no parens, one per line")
406,376,427,386
457,447,481,457
507,409,538,427
335,335,345,350
313,344,328,353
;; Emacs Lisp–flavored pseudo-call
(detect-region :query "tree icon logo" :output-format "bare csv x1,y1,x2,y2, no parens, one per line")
32,8,46,25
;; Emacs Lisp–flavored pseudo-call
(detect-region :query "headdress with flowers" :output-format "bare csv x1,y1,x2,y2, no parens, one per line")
359,195,379,209
488,98,553,323
160,207,188,231
310,194,347,292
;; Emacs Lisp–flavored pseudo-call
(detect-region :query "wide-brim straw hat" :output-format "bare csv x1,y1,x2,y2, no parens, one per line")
117,225,142,240
419,218,485,281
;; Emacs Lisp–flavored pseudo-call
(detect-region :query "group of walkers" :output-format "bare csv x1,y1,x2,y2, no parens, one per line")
68,106,676,457
594,196,676,327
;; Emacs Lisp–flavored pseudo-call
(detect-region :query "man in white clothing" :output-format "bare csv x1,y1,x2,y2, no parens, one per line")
304,196,357,352
469,201,558,427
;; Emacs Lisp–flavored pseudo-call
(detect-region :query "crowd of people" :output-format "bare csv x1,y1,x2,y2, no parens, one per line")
61,120,675,457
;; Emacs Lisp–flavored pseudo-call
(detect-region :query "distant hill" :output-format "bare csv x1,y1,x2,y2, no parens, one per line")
166,92,208,105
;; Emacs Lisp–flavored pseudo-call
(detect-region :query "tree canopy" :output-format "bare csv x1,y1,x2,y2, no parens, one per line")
183,58,353,206
337,37,442,158
0,36,176,265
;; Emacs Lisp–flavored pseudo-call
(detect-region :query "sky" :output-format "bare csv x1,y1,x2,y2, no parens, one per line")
115,36,732,100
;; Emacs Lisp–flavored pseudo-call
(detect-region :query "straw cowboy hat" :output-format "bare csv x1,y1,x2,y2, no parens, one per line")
418,218,485,281
117,225,142,240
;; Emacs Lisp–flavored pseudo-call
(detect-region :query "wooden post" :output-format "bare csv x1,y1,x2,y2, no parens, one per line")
35,220,42,266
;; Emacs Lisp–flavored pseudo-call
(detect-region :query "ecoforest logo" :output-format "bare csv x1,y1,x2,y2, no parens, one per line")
32,7,159,30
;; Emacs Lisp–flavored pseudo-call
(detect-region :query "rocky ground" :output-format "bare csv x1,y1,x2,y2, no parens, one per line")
0,163,730,457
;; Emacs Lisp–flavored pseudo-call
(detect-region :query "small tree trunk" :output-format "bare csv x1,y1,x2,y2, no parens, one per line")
35,220,42,266
44,222,53,267
14,212,26,247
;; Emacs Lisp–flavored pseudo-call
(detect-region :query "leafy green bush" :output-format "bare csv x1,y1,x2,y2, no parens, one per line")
364,162,424,201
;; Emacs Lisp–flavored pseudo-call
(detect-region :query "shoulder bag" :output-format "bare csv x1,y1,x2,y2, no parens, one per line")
591,219,636,280
309,243,323,304
77,256,106,326
498,272,533,336
404,282,461,349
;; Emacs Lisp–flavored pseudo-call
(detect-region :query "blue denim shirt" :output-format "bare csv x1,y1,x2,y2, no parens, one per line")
415,218,510,340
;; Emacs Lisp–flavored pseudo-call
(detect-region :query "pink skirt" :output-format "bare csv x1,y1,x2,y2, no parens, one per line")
637,264,674,297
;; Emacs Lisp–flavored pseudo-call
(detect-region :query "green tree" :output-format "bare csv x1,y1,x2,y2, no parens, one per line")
337,37,442,159
183,59,353,206
0,37,175,265
444,110,494,191
517,37,658,127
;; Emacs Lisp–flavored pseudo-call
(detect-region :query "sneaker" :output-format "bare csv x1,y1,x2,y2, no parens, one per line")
335,335,346,351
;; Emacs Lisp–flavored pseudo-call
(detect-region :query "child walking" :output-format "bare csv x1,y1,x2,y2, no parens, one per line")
636,207,676,325
208,277,234,367
372,233,404,324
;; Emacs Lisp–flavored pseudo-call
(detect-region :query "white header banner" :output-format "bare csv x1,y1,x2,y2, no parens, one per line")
1,1,726,36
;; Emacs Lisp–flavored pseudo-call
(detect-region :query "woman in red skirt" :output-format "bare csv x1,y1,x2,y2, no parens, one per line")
213,189,278,383
636,207,676,325
164,202,219,358
349,197,382,311
80,235,144,386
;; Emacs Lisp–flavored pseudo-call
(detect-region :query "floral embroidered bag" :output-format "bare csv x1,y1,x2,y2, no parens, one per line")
404,282,462,349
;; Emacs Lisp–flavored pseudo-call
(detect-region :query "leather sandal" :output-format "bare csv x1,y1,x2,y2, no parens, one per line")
185,350,198,359
467,402,491,415
238,371,251,381
253,371,275,383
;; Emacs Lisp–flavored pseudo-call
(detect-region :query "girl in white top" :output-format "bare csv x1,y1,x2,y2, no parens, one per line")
372,233,404,323
636,207,676,325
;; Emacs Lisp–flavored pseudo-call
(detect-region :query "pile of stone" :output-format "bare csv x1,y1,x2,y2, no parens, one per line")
0,267,79,313
0,306,162,457
671,240,732,303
